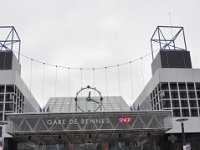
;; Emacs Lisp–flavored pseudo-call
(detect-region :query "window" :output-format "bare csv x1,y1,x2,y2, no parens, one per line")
158,85,161,91
170,83,177,90
173,109,181,117
188,91,196,98
0,94,4,102
181,100,188,107
172,100,180,107
179,83,186,90
162,91,170,99
197,91,200,98
6,94,13,102
154,88,158,95
189,100,197,107
6,85,14,92
171,91,178,98
155,96,159,103
150,94,153,100
0,113,2,121
196,83,200,90
156,104,159,110
191,109,198,116
180,91,187,98
198,100,200,107
187,83,195,90
0,86,4,93
0,103,3,110
152,91,155,98
161,83,169,90
162,100,171,108
182,109,189,117
153,98,156,106
5,103,13,111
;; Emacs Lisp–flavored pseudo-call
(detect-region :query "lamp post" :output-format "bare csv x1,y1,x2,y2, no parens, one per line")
176,118,188,150
0,121,8,150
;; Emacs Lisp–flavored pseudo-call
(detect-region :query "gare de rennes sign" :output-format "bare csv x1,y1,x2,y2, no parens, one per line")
46,117,110,126
17,113,133,132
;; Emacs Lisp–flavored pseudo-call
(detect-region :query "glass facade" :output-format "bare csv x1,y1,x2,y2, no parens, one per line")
150,82,200,117
46,96,130,113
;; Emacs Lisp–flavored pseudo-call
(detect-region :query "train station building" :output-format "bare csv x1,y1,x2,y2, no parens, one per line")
2,26,200,150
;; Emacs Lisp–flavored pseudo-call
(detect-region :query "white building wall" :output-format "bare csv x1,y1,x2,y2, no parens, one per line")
134,68,200,133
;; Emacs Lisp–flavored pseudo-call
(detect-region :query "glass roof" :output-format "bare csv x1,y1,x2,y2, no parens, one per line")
46,96,130,113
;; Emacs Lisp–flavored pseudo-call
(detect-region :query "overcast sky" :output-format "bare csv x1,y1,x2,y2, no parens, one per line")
1,0,200,107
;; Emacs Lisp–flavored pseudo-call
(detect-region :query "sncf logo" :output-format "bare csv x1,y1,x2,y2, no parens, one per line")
118,116,132,124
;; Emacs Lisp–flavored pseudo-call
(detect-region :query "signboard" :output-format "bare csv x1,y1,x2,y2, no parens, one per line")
6,111,171,134
118,116,132,124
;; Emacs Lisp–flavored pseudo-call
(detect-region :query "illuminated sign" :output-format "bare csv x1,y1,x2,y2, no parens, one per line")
46,118,110,126
118,116,132,124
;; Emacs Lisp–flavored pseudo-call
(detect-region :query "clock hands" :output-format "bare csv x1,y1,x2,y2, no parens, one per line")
86,91,91,101
86,91,99,104
90,99,100,104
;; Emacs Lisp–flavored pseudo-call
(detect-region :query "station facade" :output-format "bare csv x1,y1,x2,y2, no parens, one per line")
2,26,200,150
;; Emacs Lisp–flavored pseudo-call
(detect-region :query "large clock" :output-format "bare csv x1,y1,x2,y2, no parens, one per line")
75,85,103,112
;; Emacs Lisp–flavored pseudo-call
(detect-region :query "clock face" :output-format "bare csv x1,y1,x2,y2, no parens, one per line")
75,86,103,112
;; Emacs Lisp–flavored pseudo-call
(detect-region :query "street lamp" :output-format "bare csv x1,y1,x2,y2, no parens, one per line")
0,121,7,126
176,118,188,150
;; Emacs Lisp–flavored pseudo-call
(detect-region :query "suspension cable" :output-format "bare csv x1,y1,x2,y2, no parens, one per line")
80,68,83,98
80,68,83,88
129,62,134,101
29,59,33,100
42,63,45,107
105,67,109,97
117,65,121,96
14,50,157,71
140,57,145,87
67,68,70,97
55,65,58,97
93,68,96,88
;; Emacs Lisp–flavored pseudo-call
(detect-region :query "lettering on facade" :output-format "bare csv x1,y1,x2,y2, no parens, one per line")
46,118,110,126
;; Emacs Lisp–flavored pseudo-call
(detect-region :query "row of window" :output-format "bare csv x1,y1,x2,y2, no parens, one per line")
0,85,24,99
0,103,24,112
151,82,200,99
161,91,200,99
0,85,25,121
172,108,200,117
161,82,200,90
161,100,200,108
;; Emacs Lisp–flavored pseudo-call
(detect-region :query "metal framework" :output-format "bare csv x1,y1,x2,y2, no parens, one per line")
6,111,172,144
151,26,187,60
0,26,21,61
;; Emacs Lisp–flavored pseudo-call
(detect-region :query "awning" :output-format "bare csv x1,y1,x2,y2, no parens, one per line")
6,111,172,143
